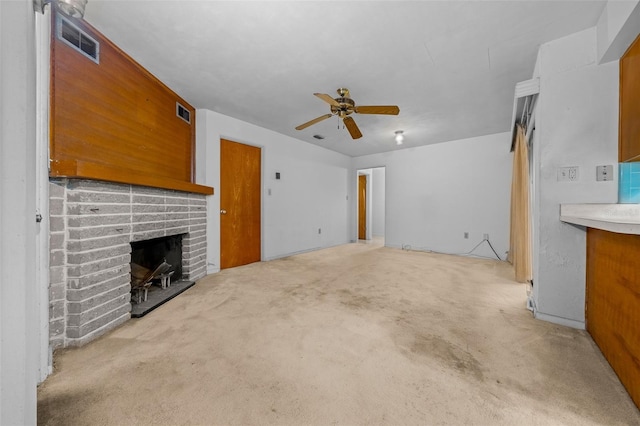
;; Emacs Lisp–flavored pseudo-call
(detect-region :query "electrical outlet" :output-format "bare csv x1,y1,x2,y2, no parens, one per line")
464,232,469,239
558,166,579,182
318,228,321,234
568,167,578,181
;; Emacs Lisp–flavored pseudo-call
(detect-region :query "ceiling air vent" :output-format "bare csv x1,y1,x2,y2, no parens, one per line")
176,103,191,124
56,15,99,64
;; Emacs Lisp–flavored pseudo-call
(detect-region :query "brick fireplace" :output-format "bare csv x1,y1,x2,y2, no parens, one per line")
49,179,207,348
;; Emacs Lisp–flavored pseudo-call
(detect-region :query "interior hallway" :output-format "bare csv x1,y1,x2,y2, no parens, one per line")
38,243,639,425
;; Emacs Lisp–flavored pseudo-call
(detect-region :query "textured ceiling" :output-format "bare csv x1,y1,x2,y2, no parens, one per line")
84,1,606,157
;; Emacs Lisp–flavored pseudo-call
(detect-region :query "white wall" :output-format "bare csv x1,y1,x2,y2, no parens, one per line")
196,110,352,272
0,0,39,423
352,133,512,259
372,167,386,237
597,0,640,63
35,6,52,382
531,27,619,328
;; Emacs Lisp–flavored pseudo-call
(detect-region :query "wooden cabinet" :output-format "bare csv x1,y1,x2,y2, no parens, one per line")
619,33,640,162
586,228,640,408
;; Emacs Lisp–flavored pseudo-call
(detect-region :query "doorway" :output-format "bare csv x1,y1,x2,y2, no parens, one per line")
357,167,385,244
220,139,261,269
358,174,367,240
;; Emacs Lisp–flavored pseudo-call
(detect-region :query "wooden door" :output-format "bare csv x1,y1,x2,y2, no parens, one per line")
220,139,261,269
358,175,367,240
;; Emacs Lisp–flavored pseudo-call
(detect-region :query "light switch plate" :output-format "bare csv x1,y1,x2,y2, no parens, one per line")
596,165,613,181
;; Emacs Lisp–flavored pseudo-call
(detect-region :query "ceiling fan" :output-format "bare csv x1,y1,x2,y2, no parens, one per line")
295,88,400,139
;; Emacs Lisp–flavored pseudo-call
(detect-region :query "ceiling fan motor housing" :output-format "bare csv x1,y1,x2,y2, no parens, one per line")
331,97,355,117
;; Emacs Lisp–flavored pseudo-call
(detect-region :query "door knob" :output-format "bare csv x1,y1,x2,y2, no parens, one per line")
220,209,227,214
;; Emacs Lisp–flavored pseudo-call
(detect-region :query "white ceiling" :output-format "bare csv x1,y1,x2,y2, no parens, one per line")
83,1,606,157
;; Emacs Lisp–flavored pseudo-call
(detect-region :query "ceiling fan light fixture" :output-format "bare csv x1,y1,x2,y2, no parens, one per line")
58,0,87,18
33,0,87,18
395,130,404,145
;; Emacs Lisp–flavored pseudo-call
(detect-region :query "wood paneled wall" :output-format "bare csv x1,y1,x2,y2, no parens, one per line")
619,33,640,163
586,228,640,408
50,10,212,195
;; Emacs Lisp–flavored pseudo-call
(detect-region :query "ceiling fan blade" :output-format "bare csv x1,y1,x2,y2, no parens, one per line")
343,116,362,139
355,105,400,115
295,113,333,130
314,93,341,107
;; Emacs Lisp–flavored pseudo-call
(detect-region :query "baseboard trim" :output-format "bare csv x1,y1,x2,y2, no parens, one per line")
264,241,350,262
535,311,585,330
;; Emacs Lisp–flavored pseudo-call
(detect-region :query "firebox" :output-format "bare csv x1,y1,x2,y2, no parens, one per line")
129,234,196,317
131,234,184,285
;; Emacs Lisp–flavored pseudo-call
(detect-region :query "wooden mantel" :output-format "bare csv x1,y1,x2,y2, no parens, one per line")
50,159,213,195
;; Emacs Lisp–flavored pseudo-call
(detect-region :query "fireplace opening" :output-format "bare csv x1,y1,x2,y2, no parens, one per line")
129,234,195,318
131,234,183,283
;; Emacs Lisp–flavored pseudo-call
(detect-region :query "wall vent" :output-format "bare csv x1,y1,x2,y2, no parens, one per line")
56,15,99,64
176,103,191,124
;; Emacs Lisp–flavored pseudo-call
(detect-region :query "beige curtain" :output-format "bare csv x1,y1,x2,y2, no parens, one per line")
508,124,532,283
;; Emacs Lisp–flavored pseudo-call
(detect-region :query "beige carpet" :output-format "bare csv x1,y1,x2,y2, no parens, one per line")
38,242,639,425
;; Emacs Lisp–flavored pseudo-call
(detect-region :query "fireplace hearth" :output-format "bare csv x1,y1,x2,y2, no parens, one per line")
129,279,195,318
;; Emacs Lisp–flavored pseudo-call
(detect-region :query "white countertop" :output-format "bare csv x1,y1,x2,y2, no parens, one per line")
560,204,640,235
